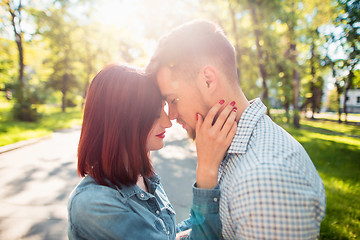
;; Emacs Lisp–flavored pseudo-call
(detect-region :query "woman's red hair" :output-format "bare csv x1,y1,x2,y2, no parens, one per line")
77,64,162,188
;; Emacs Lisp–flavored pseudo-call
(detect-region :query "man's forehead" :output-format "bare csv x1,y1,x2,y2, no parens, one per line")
156,67,179,96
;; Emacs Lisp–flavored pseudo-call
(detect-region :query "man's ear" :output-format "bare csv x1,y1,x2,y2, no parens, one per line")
196,65,218,97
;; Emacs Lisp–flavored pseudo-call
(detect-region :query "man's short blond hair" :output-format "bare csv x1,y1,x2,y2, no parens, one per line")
146,20,238,83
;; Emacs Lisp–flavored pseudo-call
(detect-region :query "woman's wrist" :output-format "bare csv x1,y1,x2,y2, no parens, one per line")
196,166,219,189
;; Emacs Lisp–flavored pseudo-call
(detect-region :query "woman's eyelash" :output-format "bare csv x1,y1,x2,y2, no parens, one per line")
171,98,179,104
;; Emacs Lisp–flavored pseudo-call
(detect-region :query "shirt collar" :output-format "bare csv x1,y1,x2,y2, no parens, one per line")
113,174,161,200
227,98,267,154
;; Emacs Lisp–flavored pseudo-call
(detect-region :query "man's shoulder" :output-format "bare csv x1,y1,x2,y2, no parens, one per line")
249,115,306,156
223,154,289,181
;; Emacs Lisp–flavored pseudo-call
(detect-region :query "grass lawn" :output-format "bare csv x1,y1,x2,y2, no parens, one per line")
273,115,360,240
0,102,83,147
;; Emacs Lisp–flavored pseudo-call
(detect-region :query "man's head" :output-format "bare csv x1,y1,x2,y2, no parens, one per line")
146,20,240,139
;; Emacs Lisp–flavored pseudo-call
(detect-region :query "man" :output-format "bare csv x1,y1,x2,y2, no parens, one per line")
146,20,326,239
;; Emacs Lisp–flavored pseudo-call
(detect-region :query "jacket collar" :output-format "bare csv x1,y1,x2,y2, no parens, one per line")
115,174,161,200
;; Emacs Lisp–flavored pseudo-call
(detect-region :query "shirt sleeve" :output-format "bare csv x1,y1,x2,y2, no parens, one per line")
229,164,325,239
184,183,222,240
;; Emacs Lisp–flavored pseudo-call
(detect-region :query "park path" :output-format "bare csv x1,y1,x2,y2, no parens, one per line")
0,124,196,240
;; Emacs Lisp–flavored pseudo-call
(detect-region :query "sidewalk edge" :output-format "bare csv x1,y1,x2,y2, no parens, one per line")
0,136,50,154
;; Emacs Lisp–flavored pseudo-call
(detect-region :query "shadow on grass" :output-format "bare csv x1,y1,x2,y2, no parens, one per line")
272,114,360,138
301,122,360,139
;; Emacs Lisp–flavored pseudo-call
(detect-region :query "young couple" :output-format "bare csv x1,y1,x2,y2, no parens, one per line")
68,20,326,240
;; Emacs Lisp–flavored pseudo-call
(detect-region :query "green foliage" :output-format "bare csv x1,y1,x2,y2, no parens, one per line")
326,87,339,112
0,38,16,89
353,70,360,89
32,5,81,112
12,100,39,122
0,102,82,146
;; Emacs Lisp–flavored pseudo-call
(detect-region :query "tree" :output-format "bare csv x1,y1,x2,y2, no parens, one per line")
328,58,345,122
282,0,301,128
0,38,16,98
227,0,243,84
33,2,81,112
334,0,360,122
326,87,339,112
300,0,335,118
247,0,276,116
301,33,325,118
3,0,24,98
1,0,38,121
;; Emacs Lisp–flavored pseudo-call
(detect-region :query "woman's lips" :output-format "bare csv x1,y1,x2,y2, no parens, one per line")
156,131,166,139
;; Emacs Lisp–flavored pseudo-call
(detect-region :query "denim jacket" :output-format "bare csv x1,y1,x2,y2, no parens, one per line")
68,174,221,240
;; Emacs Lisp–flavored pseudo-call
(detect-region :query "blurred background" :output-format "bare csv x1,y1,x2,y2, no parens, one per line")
0,0,359,239
1,0,359,125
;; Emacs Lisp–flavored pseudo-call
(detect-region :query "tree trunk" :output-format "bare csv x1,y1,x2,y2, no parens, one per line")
292,66,300,128
343,69,354,123
288,1,300,128
310,40,316,119
331,62,342,123
228,1,242,84
7,0,24,101
335,82,342,123
250,6,271,117
284,100,290,124
62,74,68,112
288,38,300,128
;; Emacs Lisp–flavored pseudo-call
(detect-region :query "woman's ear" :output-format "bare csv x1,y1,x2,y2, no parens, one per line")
196,65,218,98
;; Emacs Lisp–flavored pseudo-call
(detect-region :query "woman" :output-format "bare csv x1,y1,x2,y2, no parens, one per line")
67,64,237,239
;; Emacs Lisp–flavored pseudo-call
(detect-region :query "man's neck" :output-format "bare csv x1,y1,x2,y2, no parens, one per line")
225,89,249,122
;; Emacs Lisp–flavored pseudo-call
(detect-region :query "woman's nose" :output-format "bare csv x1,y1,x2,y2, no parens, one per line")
161,110,172,128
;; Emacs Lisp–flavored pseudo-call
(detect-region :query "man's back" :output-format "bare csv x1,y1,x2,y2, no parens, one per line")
219,99,326,239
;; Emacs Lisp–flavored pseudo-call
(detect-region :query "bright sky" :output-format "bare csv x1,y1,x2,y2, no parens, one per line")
76,0,197,56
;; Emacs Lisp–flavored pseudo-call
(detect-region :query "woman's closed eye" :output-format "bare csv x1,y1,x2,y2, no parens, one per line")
170,98,180,105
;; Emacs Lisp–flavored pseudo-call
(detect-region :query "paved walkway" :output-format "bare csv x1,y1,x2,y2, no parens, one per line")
0,124,196,239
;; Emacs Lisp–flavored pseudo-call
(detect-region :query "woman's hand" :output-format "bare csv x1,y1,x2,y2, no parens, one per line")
195,100,238,189
176,229,191,240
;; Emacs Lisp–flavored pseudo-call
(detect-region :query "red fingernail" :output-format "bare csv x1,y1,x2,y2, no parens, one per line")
230,101,236,106
219,100,225,104
233,107,237,112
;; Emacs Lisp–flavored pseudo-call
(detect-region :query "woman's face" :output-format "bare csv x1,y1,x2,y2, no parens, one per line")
146,103,172,151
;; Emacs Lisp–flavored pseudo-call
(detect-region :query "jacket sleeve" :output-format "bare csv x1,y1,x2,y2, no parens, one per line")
176,183,222,240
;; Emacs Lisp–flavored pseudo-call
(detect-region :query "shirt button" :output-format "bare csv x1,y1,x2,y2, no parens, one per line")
213,197,218,202
156,210,160,214
167,231,170,235
140,193,145,198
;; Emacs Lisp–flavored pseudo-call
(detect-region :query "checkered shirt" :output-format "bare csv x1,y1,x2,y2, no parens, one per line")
218,98,326,240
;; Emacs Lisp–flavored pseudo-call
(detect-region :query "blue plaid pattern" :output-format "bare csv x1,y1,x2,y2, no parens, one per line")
219,99,326,239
